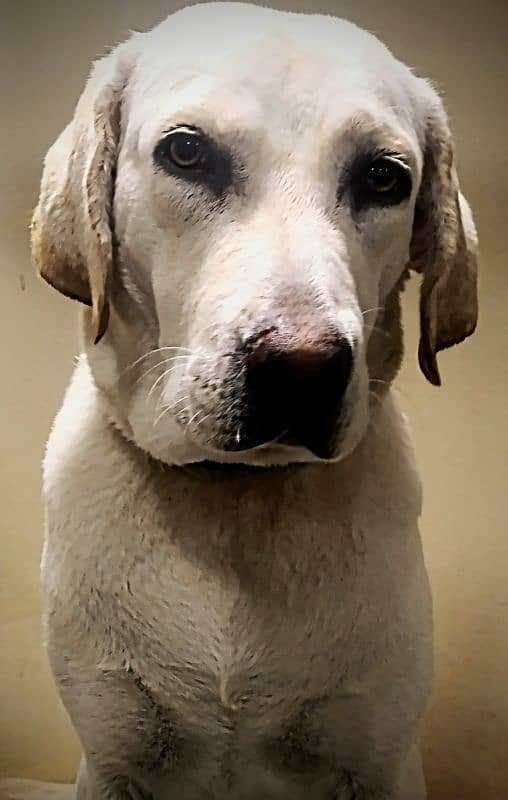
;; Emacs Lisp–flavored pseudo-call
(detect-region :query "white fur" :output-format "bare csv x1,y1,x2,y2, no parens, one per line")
2,3,480,799
37,360,431,800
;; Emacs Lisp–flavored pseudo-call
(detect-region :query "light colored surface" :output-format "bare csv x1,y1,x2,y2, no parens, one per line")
0,1,506,797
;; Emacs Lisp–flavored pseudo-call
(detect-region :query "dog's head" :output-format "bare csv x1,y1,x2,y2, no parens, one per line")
33,3,478,466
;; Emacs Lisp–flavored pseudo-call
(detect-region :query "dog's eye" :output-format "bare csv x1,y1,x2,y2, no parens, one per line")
351,156,412,209
168,131,206,169
153,126,235,197
366,159,400,193
156,129,208,170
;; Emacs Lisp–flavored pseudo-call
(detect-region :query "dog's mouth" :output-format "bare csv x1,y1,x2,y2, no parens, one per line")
240,427,339,461
178,379,351,462
183,416,342,464
205,387,346,460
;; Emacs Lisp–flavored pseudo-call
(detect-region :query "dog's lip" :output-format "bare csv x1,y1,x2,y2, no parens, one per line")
275,430,300,448
275,429,338,460
184,426,334,464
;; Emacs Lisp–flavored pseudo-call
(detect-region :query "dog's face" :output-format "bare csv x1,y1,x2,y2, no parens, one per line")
33,3,478,466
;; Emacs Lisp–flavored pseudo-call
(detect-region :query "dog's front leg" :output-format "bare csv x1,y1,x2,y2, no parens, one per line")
0,762,149,800
0,780,75,800
333,743,426,800
75,760,152,800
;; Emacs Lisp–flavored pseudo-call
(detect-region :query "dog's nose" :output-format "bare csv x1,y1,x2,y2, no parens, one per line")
245,328,353,458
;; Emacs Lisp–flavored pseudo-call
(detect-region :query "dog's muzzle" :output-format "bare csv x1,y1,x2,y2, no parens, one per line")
231,325,353,459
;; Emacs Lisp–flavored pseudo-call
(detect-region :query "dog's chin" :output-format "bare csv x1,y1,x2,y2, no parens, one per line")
180,402,371,468
180,426,365,469
129,422,363,470
188,440,326,468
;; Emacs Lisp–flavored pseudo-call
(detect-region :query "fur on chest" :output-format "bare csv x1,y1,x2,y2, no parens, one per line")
45,464,419,728
43,397,424,729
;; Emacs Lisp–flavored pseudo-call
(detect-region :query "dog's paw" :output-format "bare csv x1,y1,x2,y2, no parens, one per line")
0,780,74,800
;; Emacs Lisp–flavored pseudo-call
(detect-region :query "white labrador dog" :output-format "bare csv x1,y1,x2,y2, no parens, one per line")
2,3,478,799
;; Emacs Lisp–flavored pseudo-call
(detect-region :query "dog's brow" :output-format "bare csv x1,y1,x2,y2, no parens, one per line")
329,110,417,161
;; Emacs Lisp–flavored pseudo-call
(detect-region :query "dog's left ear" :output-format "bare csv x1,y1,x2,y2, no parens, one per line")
31,39,138,343
410,84,479,386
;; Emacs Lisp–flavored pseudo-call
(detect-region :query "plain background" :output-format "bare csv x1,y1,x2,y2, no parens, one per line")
0,1,506,797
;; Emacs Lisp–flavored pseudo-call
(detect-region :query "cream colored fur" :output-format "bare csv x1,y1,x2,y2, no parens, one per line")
1,4,478,799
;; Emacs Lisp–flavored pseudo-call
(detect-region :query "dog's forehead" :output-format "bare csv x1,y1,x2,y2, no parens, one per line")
130,3,421,142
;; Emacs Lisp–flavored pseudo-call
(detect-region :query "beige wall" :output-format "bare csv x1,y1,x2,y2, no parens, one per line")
1,1,506,797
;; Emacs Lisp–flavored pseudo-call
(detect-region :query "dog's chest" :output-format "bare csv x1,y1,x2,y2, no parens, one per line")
44,414,429,797
117,499,367,730
61,465,387,733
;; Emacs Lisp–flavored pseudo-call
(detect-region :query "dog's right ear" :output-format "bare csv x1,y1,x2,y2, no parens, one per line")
31,39,138,343
409,81,479,386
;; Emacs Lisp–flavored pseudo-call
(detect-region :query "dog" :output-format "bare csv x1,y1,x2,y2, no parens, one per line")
1,3,478,799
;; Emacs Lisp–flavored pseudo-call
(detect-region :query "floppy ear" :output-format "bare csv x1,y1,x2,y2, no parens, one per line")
410,86,479,386
31,40,137,343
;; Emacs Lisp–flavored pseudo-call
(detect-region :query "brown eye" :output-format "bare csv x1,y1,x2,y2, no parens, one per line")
167,130,206,169
153,126,235,197
349,154,412,210
367,159,400,192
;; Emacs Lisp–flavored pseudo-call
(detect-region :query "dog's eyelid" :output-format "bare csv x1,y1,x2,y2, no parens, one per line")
162,123,207,138
156,125,232,163
370,148,412,171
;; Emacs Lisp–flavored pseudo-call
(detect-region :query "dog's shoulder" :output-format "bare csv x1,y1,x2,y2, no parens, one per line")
43,357,141,509
41,358,148,599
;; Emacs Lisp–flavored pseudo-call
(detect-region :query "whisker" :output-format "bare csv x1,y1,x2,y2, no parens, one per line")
136,355,193,386
148,367,178,398
159,361,193,382
126,345,193,369
123,346,194,375
194,413,210,432
153,396,190,427
153,405,174,428
362,306,385,318
169,395,190,410
187,408,204,427
363,324,392,340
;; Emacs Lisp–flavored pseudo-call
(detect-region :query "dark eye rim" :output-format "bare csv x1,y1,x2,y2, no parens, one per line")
154,126,210,173
152,125,236,198
349,151,413,210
